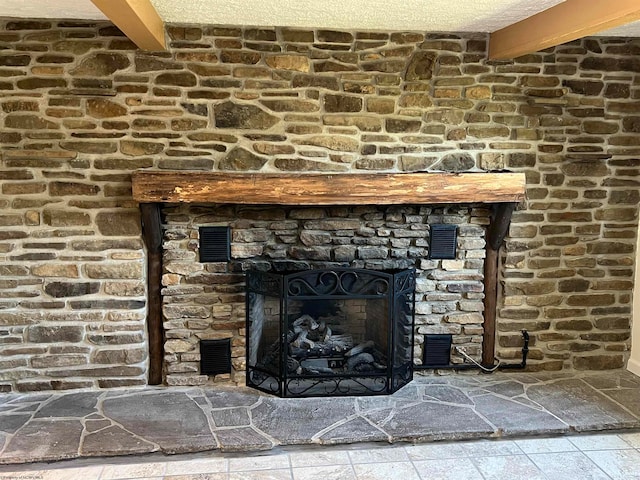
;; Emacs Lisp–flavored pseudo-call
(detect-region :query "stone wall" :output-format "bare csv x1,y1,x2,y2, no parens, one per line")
0,19,638,391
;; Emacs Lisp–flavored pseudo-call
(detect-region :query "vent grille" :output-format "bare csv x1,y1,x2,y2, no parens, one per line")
429,224,457,259
200,339,232,376
199,226,230,262
423,334,452,367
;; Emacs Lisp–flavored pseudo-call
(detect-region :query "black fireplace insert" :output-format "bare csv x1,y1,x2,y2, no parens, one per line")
245,267,415,397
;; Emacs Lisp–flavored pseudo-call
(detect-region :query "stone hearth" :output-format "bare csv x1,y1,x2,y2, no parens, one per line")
2,370,640,464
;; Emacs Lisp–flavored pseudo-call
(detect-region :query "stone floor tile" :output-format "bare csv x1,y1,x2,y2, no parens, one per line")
472,454,547,480
34,392,100,419
165,457,228,475
317,416,388,444
514,436,579,454
529,451,611,480
584,449,640,479
473,394,569,435
526,379,638,430
292,464,355,480
229,469,292,480
102,392,217,454
101,461,166,479
288,449,350,467
215,426,273,452
0,466,103,480
165,474,227,480
228,453,289,471
348,445,409,464
405,442,468,460
0,419,83,463
617,432,640,448
460,439,524,457
412,457,484,480
352,461,420,480
364,401,493,441
568,434,635,451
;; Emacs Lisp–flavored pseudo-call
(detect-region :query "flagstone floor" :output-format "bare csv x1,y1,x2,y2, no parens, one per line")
1,370,640,467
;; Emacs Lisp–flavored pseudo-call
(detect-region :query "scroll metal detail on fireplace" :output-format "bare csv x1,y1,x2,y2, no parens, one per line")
245,268,416,397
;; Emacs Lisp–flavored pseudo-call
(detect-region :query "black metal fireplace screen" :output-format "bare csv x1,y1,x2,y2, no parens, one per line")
245,268,415,397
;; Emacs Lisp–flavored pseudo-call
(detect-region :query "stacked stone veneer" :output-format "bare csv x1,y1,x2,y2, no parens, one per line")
162,204,488,385
0,19,638,391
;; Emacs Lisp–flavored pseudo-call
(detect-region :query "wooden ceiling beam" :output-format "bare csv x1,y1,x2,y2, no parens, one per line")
489,0,640,60
90,0,166,51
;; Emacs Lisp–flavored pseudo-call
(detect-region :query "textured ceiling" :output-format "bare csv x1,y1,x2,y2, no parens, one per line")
0,0,638,36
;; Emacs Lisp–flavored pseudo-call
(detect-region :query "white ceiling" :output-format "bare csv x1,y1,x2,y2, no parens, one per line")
0,0,638,36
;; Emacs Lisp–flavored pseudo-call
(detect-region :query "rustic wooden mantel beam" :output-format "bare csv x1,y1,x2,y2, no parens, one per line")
132,171,526,205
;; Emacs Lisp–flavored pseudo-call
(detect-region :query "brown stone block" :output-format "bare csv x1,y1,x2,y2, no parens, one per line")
44,281,99,298
120,140,164,157
281,28,314,43
498,308,540,319
86,98,126,118
274,158,347,172
558,278,591,292
592,280,633,291
31,355,87,368
573,354,624,370
260,99,318,112
266,54,310,72
1,182,46,195
586,241,634,254
214,101,280,129
594,316,630,330
504,281,555,296
95,211,140,236
84,263,143,280
28,325,83,343
51,366,145,377
547,212,592,222
43,207,89,227
292,74,340,90
580,57,640,73
323,94,362,113
555,319,593,331
220,50,261,64
1,100,40,114
566,294,615,307
71,52,129,76
220,147,268,171
467,126,509,138
5,114,60,130
49,181,99,197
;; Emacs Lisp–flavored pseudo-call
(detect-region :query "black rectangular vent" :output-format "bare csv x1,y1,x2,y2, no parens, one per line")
199,226,230,262
429,224,457,259
200,339,232,376
423,334,452,367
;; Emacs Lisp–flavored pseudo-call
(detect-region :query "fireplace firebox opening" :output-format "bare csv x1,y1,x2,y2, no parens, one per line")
246,268,415,397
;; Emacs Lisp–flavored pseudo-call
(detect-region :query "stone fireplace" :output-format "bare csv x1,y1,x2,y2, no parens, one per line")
132,171,525,388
